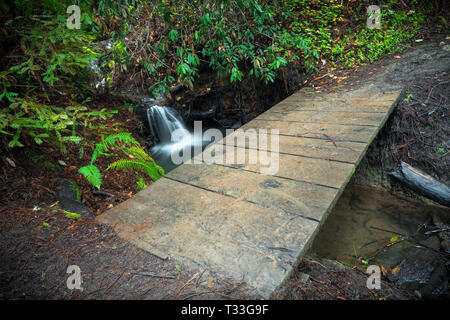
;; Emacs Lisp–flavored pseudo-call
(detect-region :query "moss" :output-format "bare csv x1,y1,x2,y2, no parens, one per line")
69,182,82,203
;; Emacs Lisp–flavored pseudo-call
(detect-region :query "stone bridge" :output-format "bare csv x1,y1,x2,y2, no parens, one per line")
98,78,401,298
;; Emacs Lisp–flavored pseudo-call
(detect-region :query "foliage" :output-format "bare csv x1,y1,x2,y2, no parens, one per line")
78,164,102,190
52,209,82,219
127,0,314,97
0,99,117,153
0,0,136,151
279,0,428,69
122,0,436,97
78,133,164,190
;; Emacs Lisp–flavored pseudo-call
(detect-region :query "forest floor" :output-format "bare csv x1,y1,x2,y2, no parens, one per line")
1,34,449,300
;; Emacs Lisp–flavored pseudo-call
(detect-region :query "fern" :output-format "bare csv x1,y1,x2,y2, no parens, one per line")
136,174,147,191
79,132,164,190
106,158,164,181
78,164,102,190
91,132,139,163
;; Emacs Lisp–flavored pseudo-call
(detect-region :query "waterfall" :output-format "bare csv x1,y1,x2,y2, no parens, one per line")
146,105,221,173
146,106,187,143
146,105,202,172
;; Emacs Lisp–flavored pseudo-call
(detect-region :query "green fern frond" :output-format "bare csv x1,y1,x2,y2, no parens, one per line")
106,158,164,181
78,164,102,190
127,145,151,161
91,132,139,164
136,175,147,191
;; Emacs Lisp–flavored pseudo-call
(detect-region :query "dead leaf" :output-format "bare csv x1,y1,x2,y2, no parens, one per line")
5,157,16,168
49,201,59,207
381,265,389,276
133,221,154,232
392,266,400,275
394,55,401,59
207,277,214,288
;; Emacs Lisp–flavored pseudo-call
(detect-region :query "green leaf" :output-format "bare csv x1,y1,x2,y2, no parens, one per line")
78,164,102,190
389,236,399,243
168,29,179,42
65,212,81,219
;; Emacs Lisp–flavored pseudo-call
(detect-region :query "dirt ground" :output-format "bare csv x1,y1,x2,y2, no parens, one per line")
272,254,409,300
1,34,449,300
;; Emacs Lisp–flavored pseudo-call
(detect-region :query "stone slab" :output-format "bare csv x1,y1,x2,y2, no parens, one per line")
256,110,385,126
239,119,378,143
167,163,338,220
97,177,318,297
221,133,366,163
192,148,354,189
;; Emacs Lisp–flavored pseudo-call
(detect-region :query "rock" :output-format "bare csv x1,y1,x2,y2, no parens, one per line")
420,235,441,251
298,272,310,283
56,180,94,218
386,238,448,298
432,214,450,254
241,114,254,124
231,121,242,129
58,198,94,218
441,241,450,255
57,180,79,201
217,119,234,128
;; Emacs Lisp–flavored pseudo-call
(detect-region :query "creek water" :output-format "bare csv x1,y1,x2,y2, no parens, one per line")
312,183,450,269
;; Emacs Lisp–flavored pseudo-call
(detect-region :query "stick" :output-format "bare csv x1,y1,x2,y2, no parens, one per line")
130,271,176,279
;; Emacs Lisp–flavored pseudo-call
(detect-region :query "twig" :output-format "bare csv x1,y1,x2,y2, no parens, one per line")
93,190,115,197
130,271,176,279
370,226,407,237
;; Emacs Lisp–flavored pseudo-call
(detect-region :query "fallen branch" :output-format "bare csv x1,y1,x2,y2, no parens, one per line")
93,190,115,197
390,161,450,206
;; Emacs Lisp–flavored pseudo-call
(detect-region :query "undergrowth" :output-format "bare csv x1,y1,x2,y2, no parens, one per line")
0,0,445,193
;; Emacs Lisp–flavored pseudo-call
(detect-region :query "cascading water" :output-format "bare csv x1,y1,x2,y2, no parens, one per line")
146,106,186,144
146,105,205,172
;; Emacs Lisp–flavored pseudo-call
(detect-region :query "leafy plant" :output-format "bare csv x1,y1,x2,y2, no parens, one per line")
78,132,164,190
0,99,117,153
78,165,102,190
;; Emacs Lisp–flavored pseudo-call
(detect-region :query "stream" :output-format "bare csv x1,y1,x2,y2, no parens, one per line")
313,183,449,267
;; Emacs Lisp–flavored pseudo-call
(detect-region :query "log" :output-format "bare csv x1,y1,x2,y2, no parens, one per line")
390,161,450,207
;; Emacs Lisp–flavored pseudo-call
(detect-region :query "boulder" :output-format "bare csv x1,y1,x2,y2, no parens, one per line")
386,236,448,298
